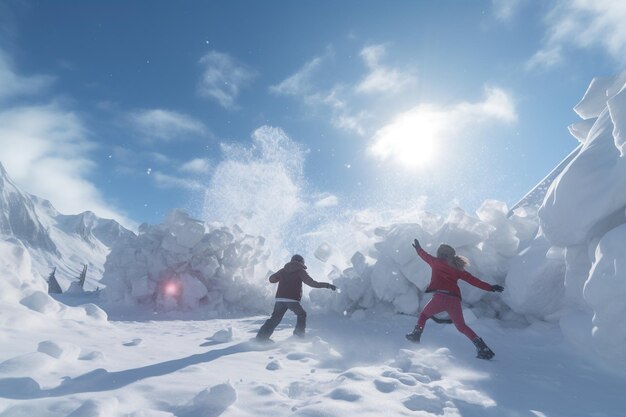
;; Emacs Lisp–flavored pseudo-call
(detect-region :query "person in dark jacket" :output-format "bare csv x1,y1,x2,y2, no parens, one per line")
255,254,336,341
405,239,504,360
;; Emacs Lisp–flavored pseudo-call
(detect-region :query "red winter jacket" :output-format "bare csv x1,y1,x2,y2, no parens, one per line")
416,248,492,299
269,261,327,301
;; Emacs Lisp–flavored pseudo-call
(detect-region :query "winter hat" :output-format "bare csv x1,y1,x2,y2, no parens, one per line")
291,254,305,265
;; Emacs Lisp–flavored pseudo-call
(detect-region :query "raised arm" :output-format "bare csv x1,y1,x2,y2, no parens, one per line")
301,271,336,290
412,239,436,266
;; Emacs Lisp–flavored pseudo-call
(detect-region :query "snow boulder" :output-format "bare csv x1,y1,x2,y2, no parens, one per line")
504,235,566,320
584,224,626,366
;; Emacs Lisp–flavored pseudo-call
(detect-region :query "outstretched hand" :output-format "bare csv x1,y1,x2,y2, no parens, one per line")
327,283,337,291
491,284,504,293
412,239,421,250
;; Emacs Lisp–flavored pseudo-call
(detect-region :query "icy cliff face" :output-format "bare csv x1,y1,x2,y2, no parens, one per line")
101,209,273,314
510,69,626,365
0,162,132,290
0,163,57,253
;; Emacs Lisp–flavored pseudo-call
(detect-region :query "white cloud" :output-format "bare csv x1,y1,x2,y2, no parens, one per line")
529,0,626,70
314,193,339,208
356,44,416,95
369,86,517,168
180,158,211,174
270,56,325,96
0,49,54,102
492,0,522,21
129,109,208,142
197,51,256,109
152,171,203,190
0,104,133,227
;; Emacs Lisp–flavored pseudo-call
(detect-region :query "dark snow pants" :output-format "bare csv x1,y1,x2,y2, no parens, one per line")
256,301,307,339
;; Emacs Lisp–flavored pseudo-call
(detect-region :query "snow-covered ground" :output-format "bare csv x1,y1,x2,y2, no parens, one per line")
0,300,623,417
3,70,626,416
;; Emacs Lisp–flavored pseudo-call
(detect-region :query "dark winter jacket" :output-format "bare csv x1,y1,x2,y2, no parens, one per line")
269,261,328,301
416,248,492,299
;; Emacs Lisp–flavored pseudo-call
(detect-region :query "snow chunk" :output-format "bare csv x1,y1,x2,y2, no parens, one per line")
209,326,233,343
37,340,81,361
584,224,626,365
20,291,61,314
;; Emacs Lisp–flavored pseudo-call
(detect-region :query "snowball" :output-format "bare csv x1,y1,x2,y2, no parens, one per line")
314,242,333,262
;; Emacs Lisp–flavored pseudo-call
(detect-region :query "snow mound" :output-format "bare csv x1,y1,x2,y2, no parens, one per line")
101,209,272,313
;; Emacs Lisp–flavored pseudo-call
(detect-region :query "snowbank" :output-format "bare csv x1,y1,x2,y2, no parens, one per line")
101,209,273,314
519,69,626,366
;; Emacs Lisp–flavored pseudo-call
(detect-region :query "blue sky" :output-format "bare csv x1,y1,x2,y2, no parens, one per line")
0,0,624,232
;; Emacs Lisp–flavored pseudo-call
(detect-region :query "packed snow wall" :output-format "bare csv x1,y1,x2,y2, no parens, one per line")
101,209,273,314
311,201,537,320
506,69,626,366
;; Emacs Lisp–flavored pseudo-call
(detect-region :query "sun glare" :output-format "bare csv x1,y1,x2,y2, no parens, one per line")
370,108,443,169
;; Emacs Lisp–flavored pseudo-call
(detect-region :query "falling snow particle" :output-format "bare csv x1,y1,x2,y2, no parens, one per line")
147,168,152,175
345,164,351,169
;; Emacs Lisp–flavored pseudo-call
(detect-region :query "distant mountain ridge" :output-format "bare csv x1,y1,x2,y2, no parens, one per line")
0,162,134,290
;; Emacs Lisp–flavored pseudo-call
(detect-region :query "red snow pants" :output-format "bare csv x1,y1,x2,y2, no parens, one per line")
417,292,478,340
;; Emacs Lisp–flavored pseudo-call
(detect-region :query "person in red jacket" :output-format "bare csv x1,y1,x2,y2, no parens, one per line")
405,239,504,360
256,254,336,341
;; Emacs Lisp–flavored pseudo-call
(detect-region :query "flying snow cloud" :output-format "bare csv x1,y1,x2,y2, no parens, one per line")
128,109,208,142
491,0,523,21
369,86,517,169
528,0,626,70
197,50,256,109
203,126,306,242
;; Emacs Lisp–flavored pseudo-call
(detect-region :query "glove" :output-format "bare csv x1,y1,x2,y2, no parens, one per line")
412,239,421,250
491,284,504,293
327,283,337,291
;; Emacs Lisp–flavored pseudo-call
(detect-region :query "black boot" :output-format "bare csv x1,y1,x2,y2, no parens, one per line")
472,337,495,360
405,326,423,343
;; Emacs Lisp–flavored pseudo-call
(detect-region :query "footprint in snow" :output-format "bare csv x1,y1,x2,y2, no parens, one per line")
123,338,142,347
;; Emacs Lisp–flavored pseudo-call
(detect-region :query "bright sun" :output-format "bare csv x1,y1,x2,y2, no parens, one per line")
370,107,443,169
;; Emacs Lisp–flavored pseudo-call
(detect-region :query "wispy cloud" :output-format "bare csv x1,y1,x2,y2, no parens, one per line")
369,86,517,168
128,109,208,142
180,158,211,174
152,171,204,190
0,104,133,227
0,49,54,102
355,44,416,95
491,0,522,21
528,0,626,70
197,51,256,109
270,55,326,96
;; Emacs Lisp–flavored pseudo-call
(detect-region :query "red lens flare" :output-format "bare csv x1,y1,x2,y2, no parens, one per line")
162,280,181,297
